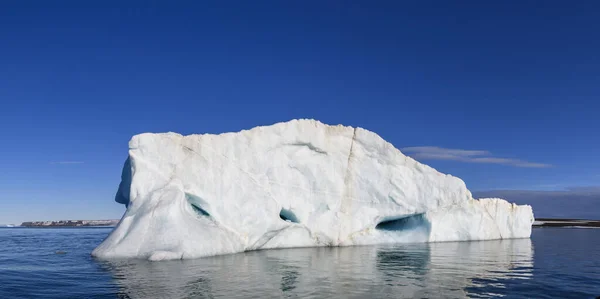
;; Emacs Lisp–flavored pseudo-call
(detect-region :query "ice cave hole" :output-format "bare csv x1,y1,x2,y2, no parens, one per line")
191,203,210,217
279,208,300,223
185,193,211,217
375,213,428,231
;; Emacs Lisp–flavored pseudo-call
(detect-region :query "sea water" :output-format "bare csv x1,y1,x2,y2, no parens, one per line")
0,227,598,298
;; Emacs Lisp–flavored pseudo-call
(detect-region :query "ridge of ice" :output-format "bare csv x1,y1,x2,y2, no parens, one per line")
92,119,534,261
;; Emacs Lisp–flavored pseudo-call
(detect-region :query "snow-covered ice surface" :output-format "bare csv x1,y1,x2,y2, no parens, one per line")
92,119,534,261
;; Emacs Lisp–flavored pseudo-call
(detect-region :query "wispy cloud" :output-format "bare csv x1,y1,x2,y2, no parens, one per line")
50,161,84,165
401,146,551,168
565,186,600,193
475,186,600,197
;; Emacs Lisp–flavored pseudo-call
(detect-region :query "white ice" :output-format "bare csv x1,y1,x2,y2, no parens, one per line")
92,119,534,260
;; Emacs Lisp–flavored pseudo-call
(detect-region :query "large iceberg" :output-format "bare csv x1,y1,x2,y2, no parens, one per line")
92,119,534,261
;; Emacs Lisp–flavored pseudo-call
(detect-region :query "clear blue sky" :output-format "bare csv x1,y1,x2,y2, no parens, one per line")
1,1,599,224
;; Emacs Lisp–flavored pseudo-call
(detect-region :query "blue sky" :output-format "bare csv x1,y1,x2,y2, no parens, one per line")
1,1,599,224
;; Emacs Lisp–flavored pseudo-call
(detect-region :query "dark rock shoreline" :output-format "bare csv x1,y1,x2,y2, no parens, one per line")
20,220,119,227
533,218,600,228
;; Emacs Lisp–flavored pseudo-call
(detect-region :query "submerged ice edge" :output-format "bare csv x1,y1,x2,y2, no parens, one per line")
92,119,533,261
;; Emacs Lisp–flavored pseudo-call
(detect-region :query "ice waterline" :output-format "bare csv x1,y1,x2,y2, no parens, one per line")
92,119,533,261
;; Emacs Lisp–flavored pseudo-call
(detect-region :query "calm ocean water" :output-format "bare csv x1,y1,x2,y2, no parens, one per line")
0,227,599,299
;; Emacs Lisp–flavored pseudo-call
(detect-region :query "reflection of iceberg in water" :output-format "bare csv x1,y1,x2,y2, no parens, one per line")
100,239,533,298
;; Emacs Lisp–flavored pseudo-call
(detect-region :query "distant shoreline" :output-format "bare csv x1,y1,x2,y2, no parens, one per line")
533,218,600,228
0,226,115,229
16,219,120,228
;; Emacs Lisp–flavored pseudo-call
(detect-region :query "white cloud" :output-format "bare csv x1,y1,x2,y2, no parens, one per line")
401,146,551,168
50,161,84,165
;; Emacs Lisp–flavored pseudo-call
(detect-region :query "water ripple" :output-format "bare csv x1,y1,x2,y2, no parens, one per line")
1,228,599,298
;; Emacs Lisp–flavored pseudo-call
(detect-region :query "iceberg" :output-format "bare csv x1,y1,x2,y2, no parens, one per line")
92,119,534,261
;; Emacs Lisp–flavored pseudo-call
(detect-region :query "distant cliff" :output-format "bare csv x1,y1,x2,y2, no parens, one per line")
20,220,119,227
